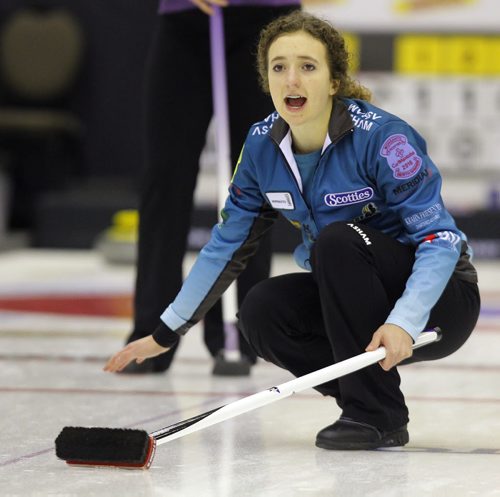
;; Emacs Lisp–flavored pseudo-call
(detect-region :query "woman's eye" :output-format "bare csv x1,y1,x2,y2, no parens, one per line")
272,64,284,72
303,63,316,71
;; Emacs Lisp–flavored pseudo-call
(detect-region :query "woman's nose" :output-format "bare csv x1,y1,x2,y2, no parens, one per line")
286,68,300,88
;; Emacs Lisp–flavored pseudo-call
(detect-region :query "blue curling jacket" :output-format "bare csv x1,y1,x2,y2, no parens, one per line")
160,98,477,341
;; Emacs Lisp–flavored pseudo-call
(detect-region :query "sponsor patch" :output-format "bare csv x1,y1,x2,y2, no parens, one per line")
404,203,442,228
348,104,383,132
266,192,295,210
347,223,372,246
380,134,422,180
392,168,430,195
324,187,374,207
251,112,279,136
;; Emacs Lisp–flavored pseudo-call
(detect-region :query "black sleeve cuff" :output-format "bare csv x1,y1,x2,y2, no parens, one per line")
152,321,181,348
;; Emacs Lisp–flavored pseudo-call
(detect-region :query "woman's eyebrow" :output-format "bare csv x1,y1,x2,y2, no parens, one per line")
269,55,320,63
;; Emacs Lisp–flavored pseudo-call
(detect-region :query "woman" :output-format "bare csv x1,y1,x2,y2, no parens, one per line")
105,12,480,450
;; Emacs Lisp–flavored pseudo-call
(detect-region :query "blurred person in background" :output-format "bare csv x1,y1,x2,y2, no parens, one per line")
122,0,300,373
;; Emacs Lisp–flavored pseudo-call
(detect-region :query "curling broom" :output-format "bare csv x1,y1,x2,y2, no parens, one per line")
55,328,441,469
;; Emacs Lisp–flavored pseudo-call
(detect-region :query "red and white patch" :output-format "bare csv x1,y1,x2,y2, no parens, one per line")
380,134,422,180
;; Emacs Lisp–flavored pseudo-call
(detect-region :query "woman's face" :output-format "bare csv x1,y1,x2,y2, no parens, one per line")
267,30,337,132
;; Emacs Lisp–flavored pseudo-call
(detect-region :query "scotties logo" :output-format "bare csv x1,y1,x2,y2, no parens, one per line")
324,187,374,207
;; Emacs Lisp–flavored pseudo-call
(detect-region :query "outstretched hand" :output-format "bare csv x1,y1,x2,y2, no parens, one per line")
365,324,413,371
189,0,228,15
103,336,170,373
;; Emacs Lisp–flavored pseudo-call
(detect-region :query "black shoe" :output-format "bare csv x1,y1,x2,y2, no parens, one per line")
212,351,252,376
315,417,409,450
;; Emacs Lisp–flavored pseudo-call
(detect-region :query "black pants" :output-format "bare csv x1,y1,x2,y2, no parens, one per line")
127,6,299,370
239,222,480,431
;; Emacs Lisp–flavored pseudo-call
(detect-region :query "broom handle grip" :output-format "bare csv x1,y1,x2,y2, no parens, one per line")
153,329,441,444
275,328,439,394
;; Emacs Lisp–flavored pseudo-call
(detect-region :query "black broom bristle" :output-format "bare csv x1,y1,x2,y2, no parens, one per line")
55,427,155,469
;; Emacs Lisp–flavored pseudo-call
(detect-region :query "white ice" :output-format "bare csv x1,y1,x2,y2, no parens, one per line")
1,250,499,497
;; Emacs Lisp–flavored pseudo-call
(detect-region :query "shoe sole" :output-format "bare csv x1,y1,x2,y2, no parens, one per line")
315,429,409,450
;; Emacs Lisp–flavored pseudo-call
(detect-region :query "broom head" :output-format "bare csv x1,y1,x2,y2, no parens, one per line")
55,426,156,469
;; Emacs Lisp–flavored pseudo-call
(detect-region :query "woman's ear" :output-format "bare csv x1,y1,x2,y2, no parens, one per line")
330,79,340,96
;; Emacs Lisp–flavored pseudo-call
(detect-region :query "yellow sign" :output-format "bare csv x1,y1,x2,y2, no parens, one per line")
490,38,500,75
342,32,360,73
395,35,500,75
394,0,476,14
395,35,441,74
302,0,346,5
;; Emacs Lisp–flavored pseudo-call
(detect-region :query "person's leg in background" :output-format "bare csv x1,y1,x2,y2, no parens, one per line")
202,5,299,364
126,6,301,374
125,12,213,372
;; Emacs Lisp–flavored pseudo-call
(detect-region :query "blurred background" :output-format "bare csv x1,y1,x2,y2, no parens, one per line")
0,0,498,259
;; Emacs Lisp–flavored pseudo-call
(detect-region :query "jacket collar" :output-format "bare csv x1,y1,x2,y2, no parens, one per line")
269,98,354,152
268,99,354,192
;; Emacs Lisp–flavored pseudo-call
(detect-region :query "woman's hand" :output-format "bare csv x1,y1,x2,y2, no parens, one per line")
189,0,228,15
103,336,170,373
365,324,413,371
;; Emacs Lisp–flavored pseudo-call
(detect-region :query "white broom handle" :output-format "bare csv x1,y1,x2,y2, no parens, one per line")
154,329,440,445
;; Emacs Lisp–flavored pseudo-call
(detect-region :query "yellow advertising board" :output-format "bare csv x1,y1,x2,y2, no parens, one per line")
393,0,477,14
395,35,441,74
395,34,500,75
342,32,360,73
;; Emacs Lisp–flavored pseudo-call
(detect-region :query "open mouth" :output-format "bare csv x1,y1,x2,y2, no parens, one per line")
285,95,307,110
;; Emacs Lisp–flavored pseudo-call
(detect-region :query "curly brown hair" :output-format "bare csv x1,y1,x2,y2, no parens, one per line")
256,11,371,102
